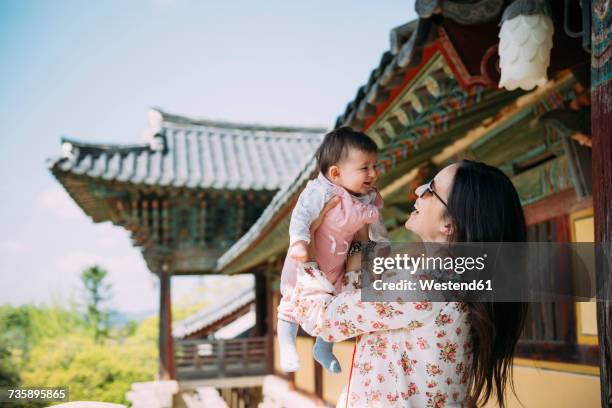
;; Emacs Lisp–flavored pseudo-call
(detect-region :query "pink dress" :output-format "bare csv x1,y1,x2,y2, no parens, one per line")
292,264,473,408
277,180,383,323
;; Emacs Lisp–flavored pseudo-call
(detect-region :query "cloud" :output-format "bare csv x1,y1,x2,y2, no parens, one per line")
0,240,26,254
55,250,106,275
93,222,130,249
54,250,156,313
38,187,87,220
96,236,120,249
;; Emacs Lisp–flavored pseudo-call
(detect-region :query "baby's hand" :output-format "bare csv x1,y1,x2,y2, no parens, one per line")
289,241,309,263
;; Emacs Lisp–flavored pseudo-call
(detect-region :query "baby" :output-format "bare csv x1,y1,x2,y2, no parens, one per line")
277,126,389,373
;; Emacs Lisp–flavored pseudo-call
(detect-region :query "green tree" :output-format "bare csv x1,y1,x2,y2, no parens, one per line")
1,301,158,405
21,333,156,404
80,265,112,343
0,340,19,386
0,303,85,369
0,304,85,408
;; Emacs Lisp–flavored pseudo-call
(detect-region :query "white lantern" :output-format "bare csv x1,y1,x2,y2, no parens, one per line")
498,0,554,91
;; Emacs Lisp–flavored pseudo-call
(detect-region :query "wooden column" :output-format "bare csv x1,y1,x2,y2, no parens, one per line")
591,1,612,406
265,272,275,374
314,359,323,400
592,99,612,407
159,265,176,380
253,272,268,337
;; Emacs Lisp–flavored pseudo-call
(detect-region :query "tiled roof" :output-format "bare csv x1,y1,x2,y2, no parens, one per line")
173,284,255,338
214,307,255,339
335,0,506,130
47,108,325,191
216,156,317,273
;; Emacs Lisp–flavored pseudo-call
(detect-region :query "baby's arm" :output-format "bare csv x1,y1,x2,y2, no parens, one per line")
288,241,309,263
288,182,327,262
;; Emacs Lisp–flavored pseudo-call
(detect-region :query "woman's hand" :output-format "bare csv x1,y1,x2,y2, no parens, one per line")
310,196,340,233
306,196,365,271
306,196,341,261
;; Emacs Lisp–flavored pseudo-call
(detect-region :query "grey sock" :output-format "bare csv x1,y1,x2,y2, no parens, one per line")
313,336,341,374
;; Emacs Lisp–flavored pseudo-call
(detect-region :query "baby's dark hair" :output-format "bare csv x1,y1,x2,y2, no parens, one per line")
315,126,378,176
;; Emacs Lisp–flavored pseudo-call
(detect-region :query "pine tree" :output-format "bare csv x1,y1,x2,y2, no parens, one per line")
80,265,112,343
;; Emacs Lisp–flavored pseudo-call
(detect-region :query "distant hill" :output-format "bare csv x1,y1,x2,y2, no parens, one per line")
108,275,254,327
108,309,156,327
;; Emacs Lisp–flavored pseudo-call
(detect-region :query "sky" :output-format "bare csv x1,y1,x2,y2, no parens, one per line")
0,0,417,315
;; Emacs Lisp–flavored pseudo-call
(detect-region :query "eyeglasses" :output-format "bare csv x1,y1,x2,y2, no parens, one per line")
416,179,448,208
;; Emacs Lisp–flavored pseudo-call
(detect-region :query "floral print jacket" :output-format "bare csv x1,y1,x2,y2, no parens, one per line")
290,263,473,408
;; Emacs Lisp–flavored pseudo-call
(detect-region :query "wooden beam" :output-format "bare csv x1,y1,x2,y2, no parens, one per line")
159,267,175,380
591,8,612,402
379,167,421,199
432,73,574,165
515,342,599,366
523,189,592,226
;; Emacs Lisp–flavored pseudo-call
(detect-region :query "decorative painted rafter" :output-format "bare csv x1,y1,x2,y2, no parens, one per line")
366,52,489,176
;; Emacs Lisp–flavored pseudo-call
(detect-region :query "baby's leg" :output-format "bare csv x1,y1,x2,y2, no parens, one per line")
312,269,343,374
277,258,302,372
277,319,300,372
313,336,341,373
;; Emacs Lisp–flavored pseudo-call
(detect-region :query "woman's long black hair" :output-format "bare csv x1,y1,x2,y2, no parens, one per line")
445,160,528,407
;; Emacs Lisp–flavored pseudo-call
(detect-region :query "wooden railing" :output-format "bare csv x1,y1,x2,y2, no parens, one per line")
175,336,270,380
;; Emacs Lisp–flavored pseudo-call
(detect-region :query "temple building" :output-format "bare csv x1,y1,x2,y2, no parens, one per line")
48,0,610,407
216,1,609,407
46,108,325,384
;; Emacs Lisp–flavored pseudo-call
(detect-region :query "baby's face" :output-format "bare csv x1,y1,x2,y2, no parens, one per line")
331,148,379,195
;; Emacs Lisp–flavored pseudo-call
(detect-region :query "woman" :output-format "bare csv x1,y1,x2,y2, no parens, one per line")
290,160,527,408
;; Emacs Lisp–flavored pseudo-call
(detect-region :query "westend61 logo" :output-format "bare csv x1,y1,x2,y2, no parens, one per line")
372,253,487,275
361,242,611,302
